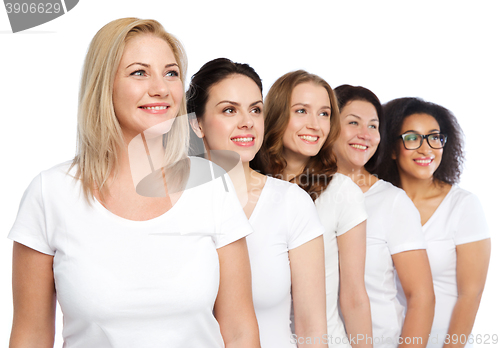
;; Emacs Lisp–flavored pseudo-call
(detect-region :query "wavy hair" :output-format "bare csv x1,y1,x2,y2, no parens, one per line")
251,70,340,201
71,18,189,202
374,97,464,187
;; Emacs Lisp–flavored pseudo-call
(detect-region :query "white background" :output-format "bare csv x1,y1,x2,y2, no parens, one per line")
1,0,498,346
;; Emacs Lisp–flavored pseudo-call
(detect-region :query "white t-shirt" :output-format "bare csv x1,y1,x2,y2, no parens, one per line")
247,177,324,348
315,173,368,348
420,186,490,348
8,157,253,348
364,180,426,348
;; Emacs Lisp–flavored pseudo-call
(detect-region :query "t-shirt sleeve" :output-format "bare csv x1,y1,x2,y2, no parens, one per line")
387,191,427,255
8,174,55,256
453,192,490,245
286,184,325,250
212,173,253,249
336,176,368,236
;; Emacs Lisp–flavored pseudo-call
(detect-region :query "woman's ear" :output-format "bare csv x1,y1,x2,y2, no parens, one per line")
188,113,204,138
391,148,397,160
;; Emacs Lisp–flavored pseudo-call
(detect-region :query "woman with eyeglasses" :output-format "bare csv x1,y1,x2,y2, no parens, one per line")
333,86,434,348
375,97,491,348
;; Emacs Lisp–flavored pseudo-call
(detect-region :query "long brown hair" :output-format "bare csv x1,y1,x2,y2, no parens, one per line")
251,70,340,201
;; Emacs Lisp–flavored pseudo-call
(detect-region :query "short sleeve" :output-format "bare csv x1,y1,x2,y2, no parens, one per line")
387,191,426,255
453,193,490,245
286,184,325,250
212,173,253,249
8,174,55,255
336,176,368,236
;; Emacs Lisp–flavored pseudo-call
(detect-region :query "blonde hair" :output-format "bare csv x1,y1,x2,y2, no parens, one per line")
72,18,189,202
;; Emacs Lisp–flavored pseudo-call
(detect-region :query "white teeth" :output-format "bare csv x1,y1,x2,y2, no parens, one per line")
350,144,368,150
415,159,432,164
142,106,167,110
299,135,319,142
232,137,253,142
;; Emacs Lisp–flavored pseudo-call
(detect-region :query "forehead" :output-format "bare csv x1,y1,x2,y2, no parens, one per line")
401,113,440,132
119,34,176,65
208,74,261,102
291,82,330,104
341,100,378,120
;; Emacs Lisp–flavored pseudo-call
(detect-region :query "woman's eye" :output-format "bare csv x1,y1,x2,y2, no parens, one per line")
251,107,262,114
223,107,235,114
349,121,358,125
369,124,378,129
320,111,330,117
166,70,179,77
131,70,146,76
296,108,306,114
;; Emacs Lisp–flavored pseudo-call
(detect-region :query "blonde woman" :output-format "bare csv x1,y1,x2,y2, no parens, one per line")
8,18,259,348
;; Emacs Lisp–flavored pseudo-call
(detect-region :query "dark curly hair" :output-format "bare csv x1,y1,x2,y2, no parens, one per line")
251,70,340,201
334,84,383,173
374,97,464,187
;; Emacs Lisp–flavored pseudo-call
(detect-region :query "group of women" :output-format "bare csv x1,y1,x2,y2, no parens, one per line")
8,18,491,348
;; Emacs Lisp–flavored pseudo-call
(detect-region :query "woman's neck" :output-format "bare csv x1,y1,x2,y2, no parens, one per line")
282,155,307,182
336,161,376,191
400,174,444,201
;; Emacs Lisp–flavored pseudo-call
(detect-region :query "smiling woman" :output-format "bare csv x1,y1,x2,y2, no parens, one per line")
375,97,491,348
8,18,259,348
187,58,327,348
253,71,372,348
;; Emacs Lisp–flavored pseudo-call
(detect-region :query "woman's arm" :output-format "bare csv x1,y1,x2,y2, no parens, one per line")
214,238,260,348
290,235,328,347
393,250,435,347
443,238,491,348
10,242,56,348
338,221,373,348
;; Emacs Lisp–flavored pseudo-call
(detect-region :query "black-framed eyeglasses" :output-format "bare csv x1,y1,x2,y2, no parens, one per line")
399,132,447,150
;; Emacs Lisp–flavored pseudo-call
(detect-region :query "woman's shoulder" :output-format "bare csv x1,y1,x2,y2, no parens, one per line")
367,179,409,202
323,173,364,197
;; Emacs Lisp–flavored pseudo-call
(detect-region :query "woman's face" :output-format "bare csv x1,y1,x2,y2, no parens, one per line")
113,34,183,142
333,100,380,171
282,82,331,162
198,74,264,163
395,113,443,182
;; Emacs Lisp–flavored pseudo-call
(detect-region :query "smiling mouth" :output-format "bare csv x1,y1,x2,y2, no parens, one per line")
299,135,319,142
231,137,254,143
414,159,433,165
140,106,168,110
350,144,368,150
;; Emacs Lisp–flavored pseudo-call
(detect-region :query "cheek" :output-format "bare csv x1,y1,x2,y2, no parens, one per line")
171,81,184,107
282,121,297,149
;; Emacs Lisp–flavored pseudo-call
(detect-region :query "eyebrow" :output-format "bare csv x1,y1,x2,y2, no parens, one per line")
346,114,379,122
125,62,179,69
292,103,331,110
403,129,440,133
215,100,263,107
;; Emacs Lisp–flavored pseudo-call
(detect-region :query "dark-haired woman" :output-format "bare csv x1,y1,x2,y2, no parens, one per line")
375,97,490,348
187,58,327,348
333,85,434,348
253,71,372,348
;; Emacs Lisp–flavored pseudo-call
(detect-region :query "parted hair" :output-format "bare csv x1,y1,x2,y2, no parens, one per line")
71,18,189,202
251,70,340,201
334,84,383,173
374,97,464,187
